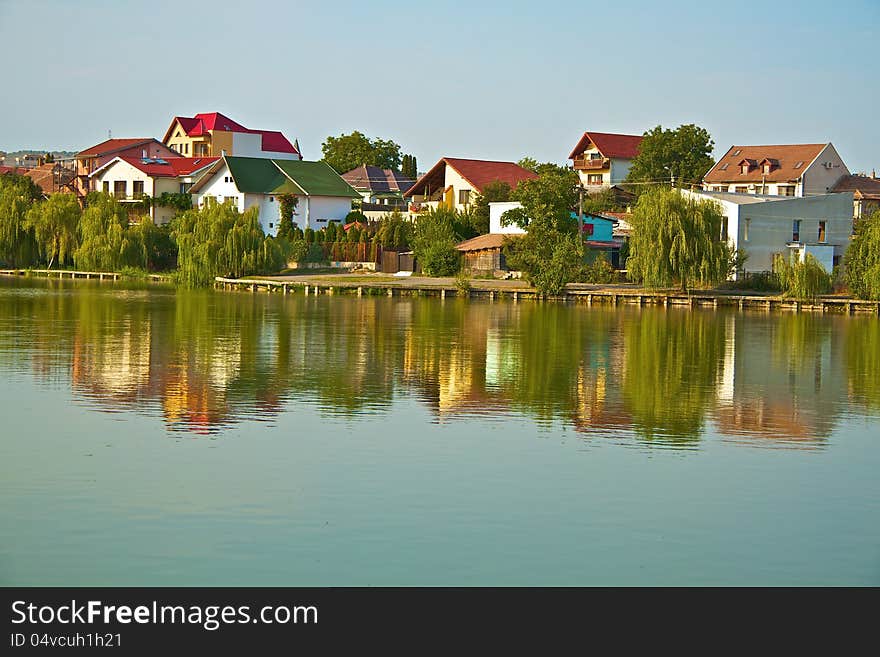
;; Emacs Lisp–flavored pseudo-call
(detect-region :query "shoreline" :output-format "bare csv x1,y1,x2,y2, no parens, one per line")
3,268,878,315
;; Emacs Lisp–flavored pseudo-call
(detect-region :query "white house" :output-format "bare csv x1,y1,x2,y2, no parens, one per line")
89,155,219,224
405,158,537,212
681,189,854,276
188,156,360,234
702,143,850,197
568,131,644,189
488,201,526,235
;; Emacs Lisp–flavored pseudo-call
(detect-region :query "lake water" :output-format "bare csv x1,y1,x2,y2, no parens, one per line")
1,278,878,585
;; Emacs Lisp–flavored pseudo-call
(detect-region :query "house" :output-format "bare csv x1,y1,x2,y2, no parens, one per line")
568,131,643,189
188,155,360,234
681,189,854,276
75,138,178,199
579,212,625,268
702,143,850,197
21,162,77,196
830,173,880,220
405,158,537,212
89,156,219,224
341,165,414,208
162,112,300,160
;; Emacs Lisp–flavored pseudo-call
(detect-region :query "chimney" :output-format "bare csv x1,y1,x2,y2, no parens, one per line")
873,169,877,180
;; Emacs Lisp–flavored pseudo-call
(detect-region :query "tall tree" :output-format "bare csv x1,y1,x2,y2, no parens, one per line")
844,209,880,300
625,124,715,189
0,173,41,266
321,131,403,173
401,154,418,180
25,193,81,268
626,188,734,292
506,166,579,231
74,194,131,271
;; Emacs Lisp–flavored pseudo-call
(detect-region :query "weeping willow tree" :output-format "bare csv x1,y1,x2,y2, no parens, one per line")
172,199,285,287
74,193,136,271
773,253,832,300
627,188,734,292
25,192,81,268
0,173,41,267
844,209,880,300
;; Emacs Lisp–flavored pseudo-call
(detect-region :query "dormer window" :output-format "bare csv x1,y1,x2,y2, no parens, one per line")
759,158,779,175
738,158,757,174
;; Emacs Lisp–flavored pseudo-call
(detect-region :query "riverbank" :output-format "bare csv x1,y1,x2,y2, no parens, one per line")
0,268,173,282
216,272,880,315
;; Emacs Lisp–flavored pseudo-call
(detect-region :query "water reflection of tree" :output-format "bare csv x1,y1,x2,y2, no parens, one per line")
623,309,726,442
846,317,880,412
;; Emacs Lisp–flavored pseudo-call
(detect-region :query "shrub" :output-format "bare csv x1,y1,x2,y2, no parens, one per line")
845,210,880,300
581,253,615,284
411,210,460,276
773,253,832,300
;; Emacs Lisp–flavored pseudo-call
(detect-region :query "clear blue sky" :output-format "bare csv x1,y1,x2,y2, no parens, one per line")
1,0,877,173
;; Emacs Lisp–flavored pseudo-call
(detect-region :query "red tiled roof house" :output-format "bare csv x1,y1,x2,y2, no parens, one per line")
163,112,300,161
405,158,537,212
75,138,179,198
89,155,219,224
702,143,850,197
568,131,644,188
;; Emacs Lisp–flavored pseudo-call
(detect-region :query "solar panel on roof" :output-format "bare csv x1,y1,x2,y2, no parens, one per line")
155,159,168,165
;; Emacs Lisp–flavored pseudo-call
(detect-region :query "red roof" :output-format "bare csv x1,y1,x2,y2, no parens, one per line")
165,112,298,155
568,132,644,160
703,144,829,184
406,158,537,197
77,138,157,158
0,165,24,175
114,156,219,177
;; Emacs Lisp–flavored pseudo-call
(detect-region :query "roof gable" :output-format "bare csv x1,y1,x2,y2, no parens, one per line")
273,160,360,197
77,138,158,158
704,143,830,183
163,113,299,155
569,132,643,160
192,157,359,198
406,157,537,197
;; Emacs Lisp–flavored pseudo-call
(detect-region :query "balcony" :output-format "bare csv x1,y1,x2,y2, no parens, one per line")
573,156,610,171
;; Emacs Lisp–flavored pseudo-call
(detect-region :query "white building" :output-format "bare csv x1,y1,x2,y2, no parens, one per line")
568,131,643,189
681,189,854,276
488,201,526,235
188,156,360,234
702,143,849,197
89,155,219,224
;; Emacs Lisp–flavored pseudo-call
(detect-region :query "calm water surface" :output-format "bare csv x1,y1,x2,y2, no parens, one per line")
1,278,878,585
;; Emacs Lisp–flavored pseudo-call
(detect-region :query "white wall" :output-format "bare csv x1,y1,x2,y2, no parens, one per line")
231,132,300,160
489,201,526,234
802,144,849,196
308,196,353,229
193,164,242,212
91,159,156,199
609,157,633,184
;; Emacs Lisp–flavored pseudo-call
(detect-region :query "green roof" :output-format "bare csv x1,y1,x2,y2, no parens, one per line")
273,160,360,198
225,157,303,195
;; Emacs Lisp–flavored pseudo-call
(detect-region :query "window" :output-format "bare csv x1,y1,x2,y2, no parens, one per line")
778,185,794,197
269,223,274,228
793,161,804,169
744,218,750,241
590,152,603,160
269,196,275,202
133,181,144,198
741,164,750,175
458,189,471,205
732,149,742,157
763,164,771,175
185,143,189,154
792,219,801,242
734,186,748,193
818,221,826,242
587,174,603,184
103,181,110,193
719,163,729,171
114,180,126,197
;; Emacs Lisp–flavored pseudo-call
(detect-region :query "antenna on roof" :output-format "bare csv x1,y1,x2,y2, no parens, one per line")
108,129,112,139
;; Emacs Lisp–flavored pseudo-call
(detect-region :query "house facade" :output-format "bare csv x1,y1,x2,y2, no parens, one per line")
188,156,360,235
830,173,880,220
89,156,219,224
681,189,854,276
405,158,537,212
702,143,850,197
75,139,178,199
163,112,300,161
568,131,643,189
341,165,414,207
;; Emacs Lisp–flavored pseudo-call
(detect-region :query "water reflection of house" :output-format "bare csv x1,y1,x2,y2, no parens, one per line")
713,314,844,444
71,318,153,401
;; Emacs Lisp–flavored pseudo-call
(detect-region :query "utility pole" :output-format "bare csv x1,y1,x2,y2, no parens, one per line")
577,183,584,235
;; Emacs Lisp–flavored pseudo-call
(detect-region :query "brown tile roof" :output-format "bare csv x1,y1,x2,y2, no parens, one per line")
406,158,537,197
77,138,158,158
455,233,518,251
831,174,880,200
341,165,414,193
703,143,829,184
23,163,76,194
568,131,643,160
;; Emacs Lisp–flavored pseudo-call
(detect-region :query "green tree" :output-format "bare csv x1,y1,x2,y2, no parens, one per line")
506,166,578,231
171,199,284,286
0,173,41,266
74,194,133,271
517,156,539,173
470,180,511,235
844,209,880,300
25,193,81,268
626,188,733,292
127,220,177,271
504,220,585,295
401,154,418,179
625,124,715,189
321,131,403,173
276,194,299,241
411,208,460,276
375,210,413,250
774,253,832,300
